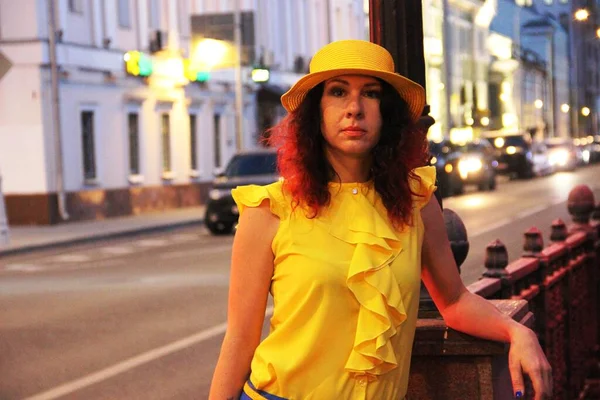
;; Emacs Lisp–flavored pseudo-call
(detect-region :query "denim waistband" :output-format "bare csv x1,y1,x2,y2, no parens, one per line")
241,380,288,400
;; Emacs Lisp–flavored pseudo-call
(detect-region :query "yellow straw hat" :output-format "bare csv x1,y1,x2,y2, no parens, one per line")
281,40,426,123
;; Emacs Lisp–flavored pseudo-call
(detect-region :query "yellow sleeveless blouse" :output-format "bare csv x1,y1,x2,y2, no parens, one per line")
231,166,436,400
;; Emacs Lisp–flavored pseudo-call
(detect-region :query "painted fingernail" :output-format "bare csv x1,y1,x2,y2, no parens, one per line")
515,391,523,399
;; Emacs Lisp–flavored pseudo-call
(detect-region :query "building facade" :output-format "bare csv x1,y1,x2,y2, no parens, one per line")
423,0,496,143
0,0,365,225
489,0,571,138
527,0,600,137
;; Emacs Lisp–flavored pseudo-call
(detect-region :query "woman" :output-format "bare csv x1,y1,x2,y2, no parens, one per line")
209,40,552,400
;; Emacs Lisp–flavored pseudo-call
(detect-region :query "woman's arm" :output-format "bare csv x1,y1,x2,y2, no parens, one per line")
420,196,552,400
208,202,279,400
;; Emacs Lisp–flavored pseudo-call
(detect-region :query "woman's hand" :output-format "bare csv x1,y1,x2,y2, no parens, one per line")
508,326,553,399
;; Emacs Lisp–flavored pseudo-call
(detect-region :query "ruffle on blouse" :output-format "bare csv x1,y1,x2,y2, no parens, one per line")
328,166,436,379
410,166,437,210
231,182,287,220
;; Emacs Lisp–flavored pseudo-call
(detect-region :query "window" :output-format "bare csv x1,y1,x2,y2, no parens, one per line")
81,111,96,180
148,0,159,29
161,114,171,172
69,0,83,13
118,0,131,28
128,113,140,175
214,114,221,168
190,114,198,170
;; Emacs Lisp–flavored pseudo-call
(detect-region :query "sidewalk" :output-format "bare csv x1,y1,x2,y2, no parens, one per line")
0,206,206,257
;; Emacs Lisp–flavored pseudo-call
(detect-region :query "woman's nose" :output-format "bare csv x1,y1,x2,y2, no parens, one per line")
345,95,364,118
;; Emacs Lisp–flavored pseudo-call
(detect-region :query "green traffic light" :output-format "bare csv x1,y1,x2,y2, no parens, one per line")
138,53,153,77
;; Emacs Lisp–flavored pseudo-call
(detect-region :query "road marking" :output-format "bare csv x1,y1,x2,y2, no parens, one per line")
169,233,201,242
100,246,134,255
24,306,274,400
515,204,549,219
469,218,511,238
3,264,43,272
465,195,573,238
134,239,169,247
50,254,90,263
158,245,232,259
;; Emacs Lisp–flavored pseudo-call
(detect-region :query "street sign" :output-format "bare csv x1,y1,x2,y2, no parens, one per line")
0,50,13,82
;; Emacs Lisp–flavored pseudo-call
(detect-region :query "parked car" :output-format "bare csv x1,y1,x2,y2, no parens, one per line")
530,141,554,177
204,149,278,235
428,139,464,197
585,135,600,163
573,137,591,166
482,131,535,179
544,137,578,171
452,139,498,191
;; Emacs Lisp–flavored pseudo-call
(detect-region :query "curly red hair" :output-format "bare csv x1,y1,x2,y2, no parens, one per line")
267,79,429,228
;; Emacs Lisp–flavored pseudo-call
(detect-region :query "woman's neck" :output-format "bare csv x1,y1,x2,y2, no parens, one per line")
325,150,372,183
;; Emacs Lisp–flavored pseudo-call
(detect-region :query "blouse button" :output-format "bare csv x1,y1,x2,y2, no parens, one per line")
352,188,359,195
358,377,367,386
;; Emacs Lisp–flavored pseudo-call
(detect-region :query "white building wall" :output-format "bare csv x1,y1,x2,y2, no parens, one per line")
0,0,48,193
0,0,366,200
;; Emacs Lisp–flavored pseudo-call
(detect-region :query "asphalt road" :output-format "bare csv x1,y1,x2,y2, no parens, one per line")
1,164,599,400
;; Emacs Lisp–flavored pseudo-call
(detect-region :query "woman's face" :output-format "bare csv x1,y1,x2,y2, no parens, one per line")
320,74,383,159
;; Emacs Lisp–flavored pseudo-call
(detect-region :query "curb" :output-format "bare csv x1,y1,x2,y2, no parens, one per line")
0,218,205,258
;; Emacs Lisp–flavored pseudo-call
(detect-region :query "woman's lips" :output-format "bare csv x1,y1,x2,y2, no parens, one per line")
341,127,366,137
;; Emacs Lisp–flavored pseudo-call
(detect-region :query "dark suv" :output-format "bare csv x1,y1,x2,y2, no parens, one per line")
482,132,534,179
428,139,464,197
204,149,278,235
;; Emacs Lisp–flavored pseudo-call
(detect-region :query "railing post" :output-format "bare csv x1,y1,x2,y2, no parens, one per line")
550,218,568,243
566,185,598,398
483,240,514,298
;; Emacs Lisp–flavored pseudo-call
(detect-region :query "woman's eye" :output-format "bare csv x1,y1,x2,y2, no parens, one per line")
328,87,345,97
364,90,382,99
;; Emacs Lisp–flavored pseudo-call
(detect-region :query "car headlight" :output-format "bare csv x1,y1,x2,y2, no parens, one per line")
583,150,590,163
549,149,570,166
209,188,231,200
457,157,483,180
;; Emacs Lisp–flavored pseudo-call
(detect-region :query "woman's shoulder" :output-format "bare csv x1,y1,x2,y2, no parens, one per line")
409,166,437,210
231,180,290,219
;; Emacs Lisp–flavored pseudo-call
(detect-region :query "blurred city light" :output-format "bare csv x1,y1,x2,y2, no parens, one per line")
582,107,591,117
251,67,270,83
480,116,490,126
191,38,232,70
534,99,544,109
575,8,590,21
561,103,570,113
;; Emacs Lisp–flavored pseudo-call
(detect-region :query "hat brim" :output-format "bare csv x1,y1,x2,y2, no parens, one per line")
281,68,426,123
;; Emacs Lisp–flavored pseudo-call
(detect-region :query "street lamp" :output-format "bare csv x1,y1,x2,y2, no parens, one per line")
575,8,590,21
